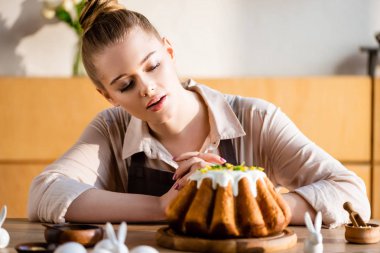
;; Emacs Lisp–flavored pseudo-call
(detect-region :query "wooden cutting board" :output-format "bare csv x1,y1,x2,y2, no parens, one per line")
156,227,297,253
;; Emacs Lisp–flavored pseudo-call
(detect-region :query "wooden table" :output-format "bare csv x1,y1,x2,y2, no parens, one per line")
1,219,380,253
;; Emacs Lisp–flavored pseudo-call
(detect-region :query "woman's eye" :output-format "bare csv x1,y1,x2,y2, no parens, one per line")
148,62,160,72
120,81,134,92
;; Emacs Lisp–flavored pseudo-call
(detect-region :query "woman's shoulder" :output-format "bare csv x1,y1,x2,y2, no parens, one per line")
92,106,132,128
225,93,277,113
193,82,278,115
188,80,282,124
193,80,276,107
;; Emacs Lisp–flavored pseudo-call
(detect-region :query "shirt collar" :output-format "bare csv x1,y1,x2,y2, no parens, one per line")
122,79,246,160
186,79,246,143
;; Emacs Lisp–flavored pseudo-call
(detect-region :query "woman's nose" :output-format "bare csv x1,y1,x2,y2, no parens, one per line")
138,77,156,97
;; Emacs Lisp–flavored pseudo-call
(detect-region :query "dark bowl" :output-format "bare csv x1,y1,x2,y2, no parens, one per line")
43,224,103,247
15,242,56,253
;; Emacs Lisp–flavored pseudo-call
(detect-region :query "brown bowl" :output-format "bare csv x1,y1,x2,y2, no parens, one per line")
44,224,103,247
345,223,380,244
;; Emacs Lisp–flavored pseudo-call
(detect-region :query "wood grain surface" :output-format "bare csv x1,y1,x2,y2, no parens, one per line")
156,227,297,253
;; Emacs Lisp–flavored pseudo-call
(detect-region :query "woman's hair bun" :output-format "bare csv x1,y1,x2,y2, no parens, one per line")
80,0,125,35
79,0,161,88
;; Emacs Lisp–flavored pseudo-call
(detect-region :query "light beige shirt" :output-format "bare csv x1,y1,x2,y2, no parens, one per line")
28,80,370,227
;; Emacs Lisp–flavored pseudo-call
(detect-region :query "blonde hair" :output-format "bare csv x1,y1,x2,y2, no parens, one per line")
79,0,161,88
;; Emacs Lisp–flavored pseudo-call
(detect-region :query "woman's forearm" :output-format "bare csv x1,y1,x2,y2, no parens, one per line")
282,192,316,225
65,187,316,225
65,188,168,223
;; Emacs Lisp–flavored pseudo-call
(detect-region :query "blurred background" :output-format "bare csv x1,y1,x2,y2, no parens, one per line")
0,0,379,220
0,0,379,77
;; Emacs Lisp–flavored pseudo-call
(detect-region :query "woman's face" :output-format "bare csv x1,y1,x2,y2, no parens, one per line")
94,27,183,124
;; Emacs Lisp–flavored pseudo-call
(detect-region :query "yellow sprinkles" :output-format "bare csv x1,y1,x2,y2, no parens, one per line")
198,162,264,173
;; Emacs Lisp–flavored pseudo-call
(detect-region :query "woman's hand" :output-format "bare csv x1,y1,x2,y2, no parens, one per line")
159,183,179,218
159,152,226,218
173,152,226,190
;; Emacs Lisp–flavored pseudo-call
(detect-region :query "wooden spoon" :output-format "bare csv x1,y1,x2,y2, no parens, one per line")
343,202,367,227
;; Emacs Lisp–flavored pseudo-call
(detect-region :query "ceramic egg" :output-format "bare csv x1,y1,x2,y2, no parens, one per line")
54,242,87,253
92,249,112,253
93,239,129,253
0,228,10,248
130,246,159,253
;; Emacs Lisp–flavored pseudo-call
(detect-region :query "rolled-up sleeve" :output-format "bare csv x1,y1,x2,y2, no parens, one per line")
28,172,95,223
263,105,370,228
230,95,370,228
28,110,121,223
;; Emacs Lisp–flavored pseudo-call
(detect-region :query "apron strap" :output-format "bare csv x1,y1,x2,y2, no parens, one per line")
127,152,174,196
127,138,237,196
218,139,237,165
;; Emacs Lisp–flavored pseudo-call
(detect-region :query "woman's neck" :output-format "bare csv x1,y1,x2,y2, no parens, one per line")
148,90,210,156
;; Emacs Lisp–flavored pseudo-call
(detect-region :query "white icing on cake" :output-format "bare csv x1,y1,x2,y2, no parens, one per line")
188,168,266,197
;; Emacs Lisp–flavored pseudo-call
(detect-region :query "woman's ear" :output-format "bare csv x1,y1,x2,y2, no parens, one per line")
96,88,119,107
162,37,175,59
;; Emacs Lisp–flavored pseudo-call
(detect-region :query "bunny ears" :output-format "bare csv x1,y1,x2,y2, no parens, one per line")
93,222,128,253
106,222,127,246
93,222,158,253
0,206,6,228
304,211,323,253
305,211,322,233
0,205,10,249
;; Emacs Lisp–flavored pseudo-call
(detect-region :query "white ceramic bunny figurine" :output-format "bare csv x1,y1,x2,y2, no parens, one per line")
304,211,323,253
0,206,10,248
93,222,129,253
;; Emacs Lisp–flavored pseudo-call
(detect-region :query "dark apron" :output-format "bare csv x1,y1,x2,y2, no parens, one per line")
127,139,237,196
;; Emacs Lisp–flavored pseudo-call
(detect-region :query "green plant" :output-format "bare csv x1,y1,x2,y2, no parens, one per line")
42,0,86,75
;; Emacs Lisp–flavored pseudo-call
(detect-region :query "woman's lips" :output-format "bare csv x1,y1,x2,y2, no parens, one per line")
146,95,167,112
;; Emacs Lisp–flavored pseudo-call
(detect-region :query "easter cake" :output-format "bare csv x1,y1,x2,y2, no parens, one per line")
166,163,291,238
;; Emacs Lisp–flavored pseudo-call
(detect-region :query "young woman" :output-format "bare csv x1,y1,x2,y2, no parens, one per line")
28,0,370,228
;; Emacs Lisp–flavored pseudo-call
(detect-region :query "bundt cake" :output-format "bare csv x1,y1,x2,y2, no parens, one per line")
166,163,292,238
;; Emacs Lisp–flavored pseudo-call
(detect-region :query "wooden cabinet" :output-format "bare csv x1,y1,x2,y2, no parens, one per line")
0,163,48,217
0,78,110,161
198,77,371,162
0,77,373,217
373,78,380,219
200,77,373,217
0,78,111,217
